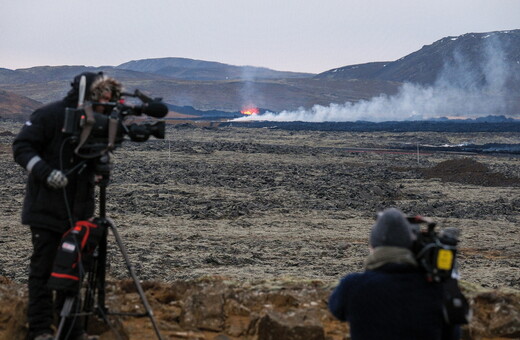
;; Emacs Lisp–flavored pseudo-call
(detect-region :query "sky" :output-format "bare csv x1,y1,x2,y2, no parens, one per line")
1,0,519,74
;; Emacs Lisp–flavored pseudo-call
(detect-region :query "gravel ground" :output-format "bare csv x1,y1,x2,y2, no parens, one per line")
1,122,519,289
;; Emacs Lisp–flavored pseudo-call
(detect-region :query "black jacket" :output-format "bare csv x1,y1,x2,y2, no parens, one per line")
13,99,96,232
329,263,461,340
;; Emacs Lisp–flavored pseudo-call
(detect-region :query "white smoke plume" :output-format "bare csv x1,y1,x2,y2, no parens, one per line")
235,33,518,122
239,66,264,110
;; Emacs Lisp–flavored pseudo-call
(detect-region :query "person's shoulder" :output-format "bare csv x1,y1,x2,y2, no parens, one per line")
367,264,424,282
338,271,366,285
37,100,67,112
376,263,420,273
30,100,67,119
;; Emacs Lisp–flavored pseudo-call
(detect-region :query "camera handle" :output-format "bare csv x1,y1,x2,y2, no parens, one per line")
56,173,164,340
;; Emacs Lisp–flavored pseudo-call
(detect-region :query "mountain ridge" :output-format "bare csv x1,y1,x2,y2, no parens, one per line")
117,57,313,81
316,29,520,86
1,29,519,115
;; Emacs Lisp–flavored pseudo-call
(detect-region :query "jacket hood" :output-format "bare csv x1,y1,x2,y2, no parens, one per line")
64,72,104,106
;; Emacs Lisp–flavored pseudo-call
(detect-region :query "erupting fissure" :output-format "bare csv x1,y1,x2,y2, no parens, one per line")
241,107,259,115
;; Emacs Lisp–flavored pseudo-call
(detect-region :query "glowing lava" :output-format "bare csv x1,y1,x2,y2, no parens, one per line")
241,107,259,115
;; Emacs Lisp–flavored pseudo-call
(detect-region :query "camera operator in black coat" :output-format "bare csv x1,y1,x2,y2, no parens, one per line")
12,72,121,340
328,208,468,340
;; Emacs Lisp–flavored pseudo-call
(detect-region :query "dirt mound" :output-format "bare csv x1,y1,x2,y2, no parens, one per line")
1,277,519,340
421,158,520,187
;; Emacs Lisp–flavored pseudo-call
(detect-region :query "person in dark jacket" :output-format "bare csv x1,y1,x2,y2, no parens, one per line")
328,208,463,340
12,72,121,340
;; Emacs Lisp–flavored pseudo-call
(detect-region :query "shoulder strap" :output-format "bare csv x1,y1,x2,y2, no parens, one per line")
74,104,97,157
74,105,118,159
442,278,471,324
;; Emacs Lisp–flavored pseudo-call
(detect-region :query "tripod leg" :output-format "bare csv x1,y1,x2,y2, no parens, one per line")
81,229,126,340
82,247,100,331
95,228,108,314
108,221,164,340
56,296,75,339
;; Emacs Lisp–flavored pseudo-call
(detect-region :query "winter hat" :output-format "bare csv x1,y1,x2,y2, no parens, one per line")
65,72,104,105
369,208,414,249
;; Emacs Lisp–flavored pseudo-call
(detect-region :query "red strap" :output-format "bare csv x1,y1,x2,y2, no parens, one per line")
76,220,98,229
50,272,80,281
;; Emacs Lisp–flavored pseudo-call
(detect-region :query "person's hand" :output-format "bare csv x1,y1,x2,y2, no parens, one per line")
46,169,68,189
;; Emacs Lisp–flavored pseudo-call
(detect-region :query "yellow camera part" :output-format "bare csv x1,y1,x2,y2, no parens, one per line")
436,249,454,270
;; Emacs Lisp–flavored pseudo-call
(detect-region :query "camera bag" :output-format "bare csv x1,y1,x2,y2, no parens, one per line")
48,219,106,293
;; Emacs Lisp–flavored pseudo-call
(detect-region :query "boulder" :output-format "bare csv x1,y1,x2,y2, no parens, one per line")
256,309,325,340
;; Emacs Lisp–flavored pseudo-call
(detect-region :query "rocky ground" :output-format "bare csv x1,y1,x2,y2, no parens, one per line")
1,121,519,339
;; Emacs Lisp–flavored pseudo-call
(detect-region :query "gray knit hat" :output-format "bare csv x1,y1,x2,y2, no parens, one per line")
370,208,414,248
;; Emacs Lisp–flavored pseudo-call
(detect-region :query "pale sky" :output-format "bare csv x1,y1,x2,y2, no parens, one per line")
1,0,519,74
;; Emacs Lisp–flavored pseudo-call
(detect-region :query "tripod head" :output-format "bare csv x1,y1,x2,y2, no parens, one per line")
93,153,113,188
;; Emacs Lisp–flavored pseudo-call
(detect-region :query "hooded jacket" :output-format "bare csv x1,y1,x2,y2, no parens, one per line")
328,247,460,340
12,72,103,232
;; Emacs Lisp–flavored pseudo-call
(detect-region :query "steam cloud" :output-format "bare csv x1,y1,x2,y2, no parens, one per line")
235,33,519,122
240,66,264,110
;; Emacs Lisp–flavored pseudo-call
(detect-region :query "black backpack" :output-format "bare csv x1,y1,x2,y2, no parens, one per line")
47,219,106,292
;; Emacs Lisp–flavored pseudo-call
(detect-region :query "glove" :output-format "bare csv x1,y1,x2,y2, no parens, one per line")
46,169,69,189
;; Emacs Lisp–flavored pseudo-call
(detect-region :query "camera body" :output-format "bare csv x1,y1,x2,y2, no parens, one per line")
408,216,459,283
63,106,124,141
62,90,167,158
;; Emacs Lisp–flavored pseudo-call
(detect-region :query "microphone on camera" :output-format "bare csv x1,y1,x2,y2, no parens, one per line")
139,101,169,118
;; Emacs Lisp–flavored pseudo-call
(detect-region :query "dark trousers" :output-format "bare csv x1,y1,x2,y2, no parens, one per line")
28,227,84,340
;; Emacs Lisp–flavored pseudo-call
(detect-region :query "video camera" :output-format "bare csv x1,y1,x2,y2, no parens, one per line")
62,89,168,159
408,216,460,283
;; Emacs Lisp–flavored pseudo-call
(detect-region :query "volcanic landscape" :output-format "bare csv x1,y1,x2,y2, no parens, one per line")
1,121,519,290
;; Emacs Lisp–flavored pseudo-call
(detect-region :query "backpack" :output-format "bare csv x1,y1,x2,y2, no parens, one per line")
47,219,107,293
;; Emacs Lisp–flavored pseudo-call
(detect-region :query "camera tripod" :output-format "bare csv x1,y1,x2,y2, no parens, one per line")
56,163,164,340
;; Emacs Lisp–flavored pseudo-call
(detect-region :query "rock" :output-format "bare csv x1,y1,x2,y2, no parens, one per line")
89,316,129,340
256,310,325,340
213,335,233,340
3,298,27,340
1,276,520,339
225,316,250,337
0,280,27,340
468,289,520,339
180,283,226,332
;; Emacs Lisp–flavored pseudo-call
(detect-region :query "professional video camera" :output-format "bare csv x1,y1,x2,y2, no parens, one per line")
408,216,460,283
55,87,169,338
408,216,472,325
62,89,168,159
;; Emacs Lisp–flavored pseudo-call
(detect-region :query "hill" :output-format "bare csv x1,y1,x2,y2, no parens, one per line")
1,30,519,116
316,30,520,87
0,65,172,104
0,90,41,119
117,57,313,81
0,66,400,113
